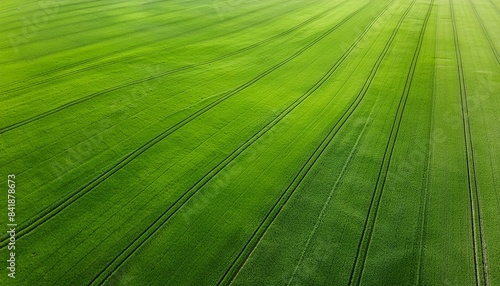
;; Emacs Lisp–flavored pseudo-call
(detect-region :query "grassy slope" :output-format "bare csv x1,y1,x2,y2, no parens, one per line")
0,0,499,285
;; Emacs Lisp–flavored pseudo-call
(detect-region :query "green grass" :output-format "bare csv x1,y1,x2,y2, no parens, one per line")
0,0,499,285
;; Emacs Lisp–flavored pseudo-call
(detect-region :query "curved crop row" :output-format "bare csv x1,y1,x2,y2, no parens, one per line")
1,0,338,94
0,1,346,134
87,3,384,284
216,0,415,284
0,1,371,248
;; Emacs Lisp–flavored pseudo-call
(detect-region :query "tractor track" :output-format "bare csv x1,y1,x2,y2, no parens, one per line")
0,1,345,134
450,0,488,284
215,0,415,284
347,0,432,284
0,0,335,94
85,2,385,284
0,0,194,35
0,1,370,249
465,0,500,64
0,0,281,67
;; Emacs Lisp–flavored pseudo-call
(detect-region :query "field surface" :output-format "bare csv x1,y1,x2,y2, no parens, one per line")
0,0,499,285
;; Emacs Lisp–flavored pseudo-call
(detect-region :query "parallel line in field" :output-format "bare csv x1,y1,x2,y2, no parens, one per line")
466,0,500,64
0,0,292,91
0,0,121,21
348,1,431,284
287,101,377,285
450,0,488,284
216,1,412,284
488,0,500,15
0,1,369,249
1,0,343,176
0,0,276,50
87,3,381,284
18,0,348,274
0,0,348,195
0,0,161,34
415,121,433,284
416,8,437,282
0,0,198,34
1,0,335,95
0,4,24,15
0,0,195,45
0,0,283,66
0,2,346,134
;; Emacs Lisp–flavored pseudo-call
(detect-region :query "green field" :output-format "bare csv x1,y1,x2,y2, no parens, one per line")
0,0,499,285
